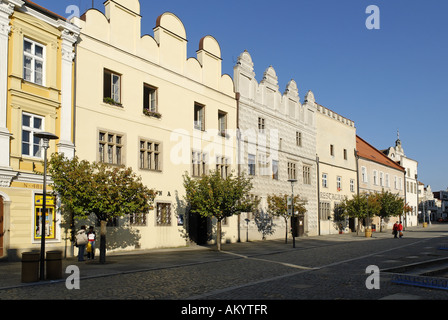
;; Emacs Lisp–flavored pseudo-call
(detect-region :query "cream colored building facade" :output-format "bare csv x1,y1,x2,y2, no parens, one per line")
233,50,318,240
0,0,79,259
356,135,405,231
71,0,238,251
314,97,357,234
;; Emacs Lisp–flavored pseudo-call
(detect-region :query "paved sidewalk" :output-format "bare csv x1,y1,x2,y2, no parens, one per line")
0,225,435,290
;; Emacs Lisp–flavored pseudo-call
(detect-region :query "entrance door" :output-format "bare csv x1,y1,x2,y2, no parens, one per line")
0,196,3,256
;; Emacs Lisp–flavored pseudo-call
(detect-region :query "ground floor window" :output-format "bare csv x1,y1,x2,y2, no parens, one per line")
156,203,171,226
34,194,56,240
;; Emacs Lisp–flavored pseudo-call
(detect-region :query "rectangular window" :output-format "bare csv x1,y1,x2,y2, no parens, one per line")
248,154,256,176
143,84,157,113
156,203,171,226
272,160,279,180
303,165,311,185
373,170,378,185
288,162,296,180
103,69,121,104
130,212,146,226
319,202,331,220
194,103,205,130
330,144,334,156
258,117,265,133
218,111,227,137
139,139,161,171
343,149,347,160
361,166,368,183
296,132,302,147
192,151,207,177
99,131,123,165
22,112,44,158
23,38,45,86
337,176,342,190
350,179,355,192
322,173,328,188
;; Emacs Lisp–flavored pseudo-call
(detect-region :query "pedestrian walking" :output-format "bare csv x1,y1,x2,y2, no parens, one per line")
75,225,88,261
87,226,96,260
393,221,398,238
398,221,403,238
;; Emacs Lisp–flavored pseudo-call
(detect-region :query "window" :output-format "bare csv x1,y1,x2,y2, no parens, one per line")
192,151,207,177
343,149,347,160
248,154,256,176
288,162,296,180
218,111,227,137
272,160,279,180
156,203,171,226
337,176,342,190
373,170,378,185
386,173,390,187
194,103,205,130
330,144,334,156
361,166,368,183
23,38,45,86
103,69,121,104
296,132,302,147
350,179,355,192
143,84,157,113
130,212,146,226
22,112,44,158
99,131,123,165
258,117,265,133
319,202,331,220
258,153,269,176
303,165,311,185
322,173,328,188
379,172,384,186
216,156,229,178
139,139,161,171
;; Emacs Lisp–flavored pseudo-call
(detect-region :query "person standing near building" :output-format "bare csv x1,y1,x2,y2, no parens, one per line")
75,225,88,261
398,221,403,238
393,221,398,238
87,226,96,260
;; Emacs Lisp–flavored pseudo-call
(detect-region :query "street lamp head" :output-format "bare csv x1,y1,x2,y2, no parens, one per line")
287,179,297,184
34,132,59,148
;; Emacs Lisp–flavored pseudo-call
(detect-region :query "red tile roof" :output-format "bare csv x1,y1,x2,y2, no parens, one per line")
23,0,67,21
356,135,405,172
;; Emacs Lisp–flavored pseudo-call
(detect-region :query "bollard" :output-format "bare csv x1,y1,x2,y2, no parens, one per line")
365,227,372,238
46,250,63,280
21,252,40,283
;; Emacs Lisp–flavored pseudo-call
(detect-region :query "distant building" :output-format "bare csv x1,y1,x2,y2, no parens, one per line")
0,0,79,259
382,132,419,226
432,189,448,221
356,135,405,231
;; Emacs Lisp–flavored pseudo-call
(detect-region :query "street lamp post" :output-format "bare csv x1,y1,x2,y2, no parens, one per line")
288,179,297,248
34,132,59,281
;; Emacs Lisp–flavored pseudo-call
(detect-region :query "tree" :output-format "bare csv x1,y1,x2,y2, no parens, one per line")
340,193,380,234
183,170,255,251
48,153,156,263
376,190,404,229
266,194,307,243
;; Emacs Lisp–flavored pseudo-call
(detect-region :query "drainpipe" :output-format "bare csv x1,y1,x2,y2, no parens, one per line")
316,154,320,235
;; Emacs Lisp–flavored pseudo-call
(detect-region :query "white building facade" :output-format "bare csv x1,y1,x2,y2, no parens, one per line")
233,51,318,240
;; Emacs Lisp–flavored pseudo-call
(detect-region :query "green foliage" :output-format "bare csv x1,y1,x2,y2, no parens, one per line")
376,190,404,219
266,193,307,243
183,170,256,250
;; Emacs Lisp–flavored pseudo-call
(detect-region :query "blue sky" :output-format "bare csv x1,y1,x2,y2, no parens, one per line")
36,0,447,191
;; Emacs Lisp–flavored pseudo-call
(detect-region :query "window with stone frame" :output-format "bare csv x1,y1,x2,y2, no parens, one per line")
99,131,123,165
156,202,171,226
139,139,161,171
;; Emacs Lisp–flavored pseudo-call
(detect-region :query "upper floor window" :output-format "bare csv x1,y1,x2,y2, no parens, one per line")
330,144,334,156
103,69,121,105
258,117,265,133
303,165,311,185
218,111,227,136
23,38,45,86
248,154,256,176
296,132,302,147
194,103,205,131
288,162,296,180
22,112,44,158
139,139,161,171
143,84,158,113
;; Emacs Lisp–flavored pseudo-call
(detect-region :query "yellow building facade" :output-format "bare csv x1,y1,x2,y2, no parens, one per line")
71,0,238,251
0,0,79,260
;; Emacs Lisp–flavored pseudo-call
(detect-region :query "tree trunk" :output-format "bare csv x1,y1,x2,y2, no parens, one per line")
100,220,107,264
217,219,222,251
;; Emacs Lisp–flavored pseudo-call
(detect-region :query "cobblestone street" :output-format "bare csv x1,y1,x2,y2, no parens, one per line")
1,224,448,316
